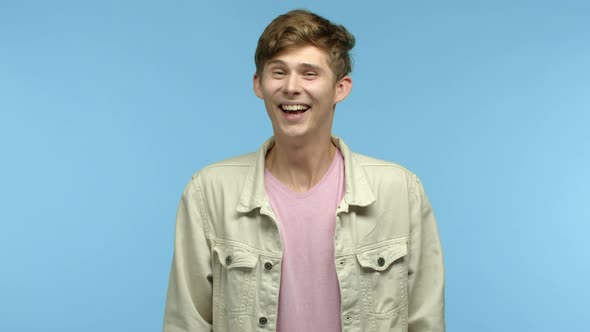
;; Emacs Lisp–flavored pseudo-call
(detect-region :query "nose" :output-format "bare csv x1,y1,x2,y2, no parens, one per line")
283,74,302,97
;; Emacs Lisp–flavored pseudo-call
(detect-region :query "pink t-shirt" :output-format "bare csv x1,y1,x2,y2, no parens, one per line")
264,148,345,332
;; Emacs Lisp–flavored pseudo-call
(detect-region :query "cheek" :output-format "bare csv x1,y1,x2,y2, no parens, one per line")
309,83,335,98
263,80,281,93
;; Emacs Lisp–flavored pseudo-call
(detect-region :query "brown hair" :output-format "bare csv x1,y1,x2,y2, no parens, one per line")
255,9,355,81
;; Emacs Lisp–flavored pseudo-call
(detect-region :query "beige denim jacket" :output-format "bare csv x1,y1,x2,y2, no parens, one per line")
163,136,445,332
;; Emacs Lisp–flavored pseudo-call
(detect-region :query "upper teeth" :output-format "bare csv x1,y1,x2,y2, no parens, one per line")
281,104,309,111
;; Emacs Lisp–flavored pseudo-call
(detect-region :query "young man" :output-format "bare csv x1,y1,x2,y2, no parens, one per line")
163,9,445,332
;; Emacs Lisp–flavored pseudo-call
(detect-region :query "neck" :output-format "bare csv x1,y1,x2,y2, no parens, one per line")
265,134,336,193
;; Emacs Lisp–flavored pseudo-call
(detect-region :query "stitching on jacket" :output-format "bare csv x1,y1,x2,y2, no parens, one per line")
354,236,408,254
193,176,216,239
214,238,282,258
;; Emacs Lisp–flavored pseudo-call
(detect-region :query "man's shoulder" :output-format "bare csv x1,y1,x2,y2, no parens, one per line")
349,151,416,179
334,135,417,181
347,150,422,197
189,151,256,183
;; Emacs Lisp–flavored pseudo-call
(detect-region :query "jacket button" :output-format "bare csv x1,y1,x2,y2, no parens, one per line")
264,262,273,270
377,257,385,267
259,316,268,325
343,313,353,325
225,256,232,265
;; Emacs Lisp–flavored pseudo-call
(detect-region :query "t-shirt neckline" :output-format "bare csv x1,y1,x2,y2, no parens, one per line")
264,148,342,199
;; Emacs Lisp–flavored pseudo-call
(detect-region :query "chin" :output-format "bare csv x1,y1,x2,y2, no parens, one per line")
275,128,309,139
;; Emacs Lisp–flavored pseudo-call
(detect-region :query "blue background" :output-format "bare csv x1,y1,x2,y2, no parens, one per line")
1,0,589,331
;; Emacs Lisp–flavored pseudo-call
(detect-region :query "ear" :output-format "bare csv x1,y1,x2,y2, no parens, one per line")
334,75,352,104
253,73,264,99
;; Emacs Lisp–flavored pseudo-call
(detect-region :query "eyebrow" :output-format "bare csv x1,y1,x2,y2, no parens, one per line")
299,63,323,72
266,60,324,72
266,59,286,67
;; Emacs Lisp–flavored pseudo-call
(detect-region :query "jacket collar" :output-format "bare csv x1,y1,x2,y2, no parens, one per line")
236,135,376,213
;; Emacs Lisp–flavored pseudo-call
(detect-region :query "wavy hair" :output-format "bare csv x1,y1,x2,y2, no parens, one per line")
255,9,355,81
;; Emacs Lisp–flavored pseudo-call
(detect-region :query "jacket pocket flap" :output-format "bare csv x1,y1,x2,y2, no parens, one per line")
355,241,407,271
213,244,259,269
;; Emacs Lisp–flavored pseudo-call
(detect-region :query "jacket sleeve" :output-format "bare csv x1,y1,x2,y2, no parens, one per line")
163,177,213,332
407,175,445,332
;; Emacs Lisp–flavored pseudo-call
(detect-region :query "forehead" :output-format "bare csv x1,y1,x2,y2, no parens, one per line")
266,45,331,69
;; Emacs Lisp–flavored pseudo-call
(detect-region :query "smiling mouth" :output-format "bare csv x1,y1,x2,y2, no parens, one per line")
279,104,311,114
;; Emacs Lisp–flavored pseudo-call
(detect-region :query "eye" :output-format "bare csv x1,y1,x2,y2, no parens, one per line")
304,71,317,77
272,69,286,76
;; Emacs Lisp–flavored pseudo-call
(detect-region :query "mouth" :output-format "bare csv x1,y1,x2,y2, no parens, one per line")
279,103,311,115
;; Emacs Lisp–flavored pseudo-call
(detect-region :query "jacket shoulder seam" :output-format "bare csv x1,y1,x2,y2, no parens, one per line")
350,153,420,197
189,175,216,238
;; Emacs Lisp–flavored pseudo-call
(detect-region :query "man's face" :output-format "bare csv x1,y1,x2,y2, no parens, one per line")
254,45,351,140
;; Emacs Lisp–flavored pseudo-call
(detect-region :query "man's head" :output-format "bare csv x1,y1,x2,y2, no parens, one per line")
253,10,355,141
254,9,355,82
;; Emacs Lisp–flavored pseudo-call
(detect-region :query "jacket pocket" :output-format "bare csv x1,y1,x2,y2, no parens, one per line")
355,238,408,316
212,243,259,314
